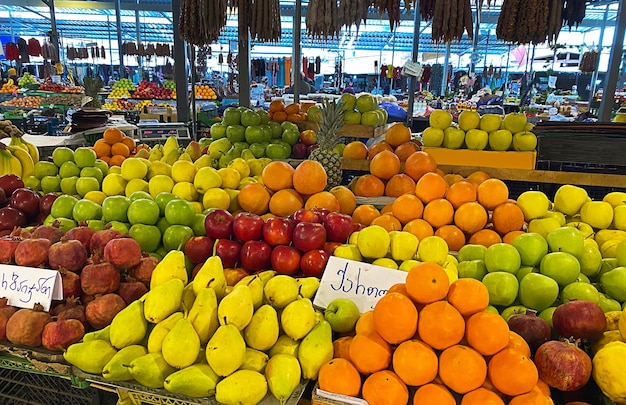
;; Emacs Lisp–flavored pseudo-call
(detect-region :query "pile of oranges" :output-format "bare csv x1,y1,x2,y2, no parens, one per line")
93,127,148,167
192,85,216,100
318,270,552,405
343,123,421,163
268,100,306,122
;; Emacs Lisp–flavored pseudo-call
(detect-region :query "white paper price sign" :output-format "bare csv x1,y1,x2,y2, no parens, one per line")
313,256,408,313
0,264,63,311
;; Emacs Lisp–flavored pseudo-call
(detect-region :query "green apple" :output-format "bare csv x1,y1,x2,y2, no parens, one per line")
34,161,58,179
488,129,513,151
155,192,180,216
202,188,231,210
512,232,548,266
54,217,78,232
553,185,590,216
580,201,614,230
192,213,207,236
245,126,267,144
265,143,291,159
542,211,566,227
538,307,557,328
324,298,361,333
457,260,487,280
127,198,160,225
94,159,109,177
360,111,380,126
41,175,61,193
579,243,603,278
464,129,488,150
210,123,227,139
165,199,196,227
51,195,79,219
268,121,283,138
241,110,261,127
516,266,537,282
356,94,376,113
222,107,241,126
399,259,420,272
76,176,100,198
23,176,40,191
108,221,130,234
102,195,131,223
458,110,480,131
417,236,448,265
516,191,551,221
518,272,559,312
421,127,444,147
156,216,171,235
162,224,194,251
575,273,590,283
74,147,97,169
148,175,174,198
60,176,78,195
343,111,361,125
59,161,80,178
560,282,599,304
87,219,106,231
597,292,622,312
128,190,152,201
256,108,270,125
479,114,502,133
484,243,521,274
527,217,561,239
566,221,595,239
102,174,128,196
389,231,419,262
340,93,357,111
503,112,527,134
539,252,580,287
226,125,246,143
485,306,499,314
72,199,102,221
600,267,626,302
129,224,161,252
52,147,74,167
281,128,300,146
500,305,528,322
546,226,584,258
482,271,519,307
457,244,487,262
125,178,149,197
512,131,538,151
80,166,104,183
442,127,465,149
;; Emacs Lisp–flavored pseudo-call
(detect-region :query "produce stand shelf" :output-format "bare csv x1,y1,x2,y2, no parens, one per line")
421,148,537,171
296,122,393,138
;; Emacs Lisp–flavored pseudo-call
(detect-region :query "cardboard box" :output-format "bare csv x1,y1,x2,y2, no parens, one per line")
422,147,537,170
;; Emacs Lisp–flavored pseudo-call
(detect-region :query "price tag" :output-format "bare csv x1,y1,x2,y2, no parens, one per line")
313,256,408,313
0,264,63,311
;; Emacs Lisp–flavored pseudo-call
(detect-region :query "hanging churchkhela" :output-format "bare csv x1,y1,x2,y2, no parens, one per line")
496,0,564,45
431,0,474,43
250,0,282,42
179,0,228,46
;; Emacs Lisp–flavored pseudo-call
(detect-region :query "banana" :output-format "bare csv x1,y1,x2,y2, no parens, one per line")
0,149,21,177
8,135,29,152
0,151,8,176
7,145,34,179
20,139,39,164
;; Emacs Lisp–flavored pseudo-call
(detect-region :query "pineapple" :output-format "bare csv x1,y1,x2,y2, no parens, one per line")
308,100,345,189
83,76,104,109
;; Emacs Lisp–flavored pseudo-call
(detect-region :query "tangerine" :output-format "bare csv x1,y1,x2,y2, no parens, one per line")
393,339,438,386
329,185,357,215
488,347,539,397
454,202,488,234
343,141,368,160
293,160,327,195
415,172,448,204
468,229,503,247
268,189,304,217
445,180,478,209
352,204,381,226
238,183,271,215
385,174,416,197
447,278,490,317
261,161,295,191
477,178,509,210
438,345,487,394
362,370,409,405
423,199,455,229
435,224,466,252
352,174,385,197
318,358,362,397
394,141,421,162
373,292,418,344
413,383,456,405
418,301,465,350
391,194,424,225
405,261,450,304
304,191,341,212
465,311,510,356
385,123,412,147
369,150,401,180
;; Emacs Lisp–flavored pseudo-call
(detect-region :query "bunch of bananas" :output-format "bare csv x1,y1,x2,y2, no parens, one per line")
0,120,39,178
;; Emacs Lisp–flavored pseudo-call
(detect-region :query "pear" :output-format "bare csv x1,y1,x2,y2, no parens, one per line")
269,335,300,358
188,287,219,344
102,345,147,381
236,275,264,310
180,282,196,312
206,324,246,377
162,136,180,157
144,278,184,323
281,297,316,340
257,270,277,285
64,340,117,375
147,312,184,353
110,300,148,349
218,284,254,330
265,354,302,404
126,352,176,389
244,304,279,351
264,275,300,309
150,250,188,289
296,277,321,300
192,256,227,299
240,348,269,373
215,370,268,405
298,320,333,379
162,317,201,369
164,363,221,398
82,325,110,343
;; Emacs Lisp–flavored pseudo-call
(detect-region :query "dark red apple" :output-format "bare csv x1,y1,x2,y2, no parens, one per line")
300,249,330,277
324,212,354,243
508,310,551,354
0,174,24,196
352,222,366,232
271,245,301,275
307,144,319,155
292,208,322,224
0,187,6,207
291,142,308,159
262,217,295,246
323,241,342,255
240,240,272,272
232,212,264,242
215,239,242,268
39,193,59,216
292,222,326,252
204,209,234,240
184,236,215,264
311,207,331,221
8,188,41,218
0,206,27,231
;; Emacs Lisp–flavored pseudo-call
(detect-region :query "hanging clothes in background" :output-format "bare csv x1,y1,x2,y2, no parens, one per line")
284,57,291,86
5,42,18,61
28,38,41,57
315,57,321,74
17,38,29,64
302,56,308,78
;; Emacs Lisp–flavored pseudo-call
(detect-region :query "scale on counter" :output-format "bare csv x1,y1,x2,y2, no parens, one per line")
137,120,190,142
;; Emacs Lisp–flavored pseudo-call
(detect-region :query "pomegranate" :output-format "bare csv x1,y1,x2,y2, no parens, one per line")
0,206,27,231
117,281,148,305
63,226,95,250
104,238,142,269
508,309,552,354
41,319,85,351
89,229,122,261
48,240,88,271
14,238,51,267
81,262,121,295
51,297,87,329
534,340,592,391
128,256,159,286
85,293,126,330
552,300,606,342
0,297,17,340
0,235,22,263
60,270,82,299
30,225,65,244
5,303,53,347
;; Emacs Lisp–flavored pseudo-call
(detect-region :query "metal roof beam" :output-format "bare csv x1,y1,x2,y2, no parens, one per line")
0,0,173,12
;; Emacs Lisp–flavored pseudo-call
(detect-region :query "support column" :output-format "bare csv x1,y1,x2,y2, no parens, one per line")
471,0,480,74
441,43,451,96
292,0,302,102
238,0,251,108
171,0,190,123
598,0,626,122
589,5,610,104
406,1,421,126
46,0,60,61
115,0,126,78
135,6,143,71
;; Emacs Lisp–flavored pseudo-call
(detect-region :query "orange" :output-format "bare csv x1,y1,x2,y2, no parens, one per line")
413,383,456,405
369,150,401,180
418,301,465,350
468,229,503,247
287,113,304,122
352,174,385,197
261,161,295,191
503,230,526,244
380,203,393,215
444,173,465,186
387,283,410,297
273,111,288,121
111,142,131,158
454,202,488,234
329,185,357,215
370,213,402,232
445,180,478,209
507,331,532,358
508,392,553,405
434,224,466,252
404,151,437,182
293,160,327,195
343,141,368,160
355,310,375,335
99,155,111,165
121,136,136,152
238,183,271,215
465,311,510,356
384,123,411,147
362,370,409,405
405,261,450,304
534,378,551,396
284,103,301,115
488,347,539,396
304,191,341,212
392,339,438,386
103,127,124,144
423,199,454,229
268,189,304,217
93,139,112,158
391,194,424,225
438,345,487,394
492,202,525,235
415,172,448,204
349,331,392,374
394,141,421,162
318,358,362,397
373,292,418,344
466,170,491,185
332,336,353,360
385,174,416,197
367,141,394,160
109,154,126,167
477,178,509,210
461,387,505,405
447,278,490,317
403,218,434,241
352,204,381,226
269,100,285,113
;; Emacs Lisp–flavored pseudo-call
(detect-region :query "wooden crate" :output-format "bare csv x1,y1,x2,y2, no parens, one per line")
421,147,537,170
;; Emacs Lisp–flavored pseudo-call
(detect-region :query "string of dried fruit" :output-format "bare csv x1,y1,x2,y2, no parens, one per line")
531,0,550,44
546,0,563,44
372,0,401,30
338,0,371,31
431,0,473,43
250,0,282,42
579,50,598,74
306,0,341,38
179,0,228,45
497,0,561,44
419,0,436,21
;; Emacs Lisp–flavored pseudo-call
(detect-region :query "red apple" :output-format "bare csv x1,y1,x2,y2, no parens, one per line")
9,188,41,218
291,142,308,159
292,208,322,224
323,241,342,255
39,193,59,216
324,212,354,243
240,240,272,272
293,222,326,252
270,245,301,275
215,239,241,268
352,222,366,232
300,249,330,277
263,217,295,246
311,207,331,221
0,187,6,207
0,174,24,196
300,129,317,146
204,209,233,240
307,144,319,155
184,236,215,264
224,268,250,286
233,212,264,242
